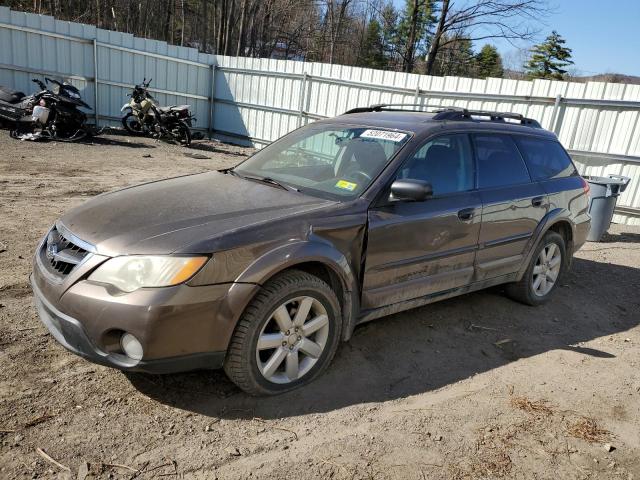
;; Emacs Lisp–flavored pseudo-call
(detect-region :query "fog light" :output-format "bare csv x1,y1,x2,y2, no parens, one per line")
120,333,143,361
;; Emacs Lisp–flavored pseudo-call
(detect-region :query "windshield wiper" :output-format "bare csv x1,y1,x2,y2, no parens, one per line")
228,170,299,192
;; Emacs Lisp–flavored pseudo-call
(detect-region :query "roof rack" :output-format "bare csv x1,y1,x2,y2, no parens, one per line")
342,103,541,128
432,108,541,128
343,103,461,114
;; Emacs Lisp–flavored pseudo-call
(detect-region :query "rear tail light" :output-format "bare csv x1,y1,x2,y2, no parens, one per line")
580,177,590,195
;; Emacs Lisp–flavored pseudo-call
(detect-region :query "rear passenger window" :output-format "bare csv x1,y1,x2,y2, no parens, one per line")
474,134,531,189
514,136,577,180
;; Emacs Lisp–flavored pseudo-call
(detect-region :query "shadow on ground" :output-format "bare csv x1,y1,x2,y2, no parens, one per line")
87,127,250,156
127,256,640,420
80,134,156,149
600,231,640,244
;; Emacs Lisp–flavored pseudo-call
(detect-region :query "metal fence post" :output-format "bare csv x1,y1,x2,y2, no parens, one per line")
92,38,99,127
550,94,564,135
208,63,216,139
298,72,308,127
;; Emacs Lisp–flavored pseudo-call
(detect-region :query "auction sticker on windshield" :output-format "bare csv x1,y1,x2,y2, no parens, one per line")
360,130,407,142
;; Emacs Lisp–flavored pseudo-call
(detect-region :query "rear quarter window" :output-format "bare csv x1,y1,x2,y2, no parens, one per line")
514,136,577,180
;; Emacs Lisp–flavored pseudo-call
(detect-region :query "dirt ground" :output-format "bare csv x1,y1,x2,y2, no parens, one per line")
0,130,639,480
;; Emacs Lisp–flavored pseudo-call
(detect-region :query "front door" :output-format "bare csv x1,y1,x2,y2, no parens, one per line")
362,133,482,311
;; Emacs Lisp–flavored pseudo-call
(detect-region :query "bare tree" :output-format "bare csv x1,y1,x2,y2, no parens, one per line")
425,0,549,74
325,0,353,64
236,0,248,56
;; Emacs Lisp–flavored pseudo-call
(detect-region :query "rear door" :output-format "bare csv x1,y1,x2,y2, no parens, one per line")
512,135,585,212
362,133,482,310
473,133,548,280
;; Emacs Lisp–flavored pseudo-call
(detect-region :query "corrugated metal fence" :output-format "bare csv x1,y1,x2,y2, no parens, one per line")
1,6,640,225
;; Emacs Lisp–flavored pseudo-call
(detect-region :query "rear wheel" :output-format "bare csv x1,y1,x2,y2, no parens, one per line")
171,121,191,146
224,270,342,396
505,231,566,306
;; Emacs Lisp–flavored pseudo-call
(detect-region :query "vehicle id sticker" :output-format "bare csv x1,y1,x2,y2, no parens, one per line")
335,180,357,191
360,129,407,142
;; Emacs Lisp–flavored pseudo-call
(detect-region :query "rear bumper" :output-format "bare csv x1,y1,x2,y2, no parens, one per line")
573,215,591,252
31,275,227,373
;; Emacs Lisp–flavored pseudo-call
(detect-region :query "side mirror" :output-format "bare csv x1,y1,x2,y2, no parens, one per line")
390,179,433,202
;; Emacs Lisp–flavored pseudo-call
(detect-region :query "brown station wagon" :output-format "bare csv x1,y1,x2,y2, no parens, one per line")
31,105,591,395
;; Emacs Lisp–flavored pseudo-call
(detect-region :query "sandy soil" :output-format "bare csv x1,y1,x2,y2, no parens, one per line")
0,130,639,480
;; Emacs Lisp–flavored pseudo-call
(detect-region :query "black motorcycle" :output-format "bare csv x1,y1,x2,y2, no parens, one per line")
0,78,92,142
121,78,194,146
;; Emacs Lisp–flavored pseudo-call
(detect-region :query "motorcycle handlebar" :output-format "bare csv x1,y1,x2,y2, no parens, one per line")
32,78,47,90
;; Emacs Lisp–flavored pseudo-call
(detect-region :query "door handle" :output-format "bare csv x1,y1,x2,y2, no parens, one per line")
457,208,475,221
531,196,545,207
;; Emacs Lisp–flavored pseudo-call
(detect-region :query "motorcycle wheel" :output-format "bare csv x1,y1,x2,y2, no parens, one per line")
122,112,144,135
172,121,191,146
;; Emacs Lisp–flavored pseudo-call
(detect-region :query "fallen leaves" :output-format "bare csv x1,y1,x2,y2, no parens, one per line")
510,396,554,416
566,417,612,444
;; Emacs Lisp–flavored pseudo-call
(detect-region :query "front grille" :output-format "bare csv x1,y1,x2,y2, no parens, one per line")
40,226,90,277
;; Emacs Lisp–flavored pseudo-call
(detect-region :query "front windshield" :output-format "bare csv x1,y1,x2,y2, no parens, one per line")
234,124,412,200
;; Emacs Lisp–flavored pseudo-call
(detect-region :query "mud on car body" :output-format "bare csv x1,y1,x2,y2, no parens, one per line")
32,105,590,395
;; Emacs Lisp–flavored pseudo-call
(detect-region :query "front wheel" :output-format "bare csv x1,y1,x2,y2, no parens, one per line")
224,270,342,396
122,112,143,135
505,231,567,306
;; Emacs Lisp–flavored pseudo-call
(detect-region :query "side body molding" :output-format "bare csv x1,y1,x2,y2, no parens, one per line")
234,241,360,341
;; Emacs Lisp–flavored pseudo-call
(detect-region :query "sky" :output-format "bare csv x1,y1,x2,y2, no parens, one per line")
395,0,640,77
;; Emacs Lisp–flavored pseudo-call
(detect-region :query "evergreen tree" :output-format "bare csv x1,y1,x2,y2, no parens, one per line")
380,3,400,69
359,20,387,69
524,31,574,80
396,0,436,72
475,44,504,78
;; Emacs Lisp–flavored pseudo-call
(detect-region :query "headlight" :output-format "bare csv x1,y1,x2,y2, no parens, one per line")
88,256,208,293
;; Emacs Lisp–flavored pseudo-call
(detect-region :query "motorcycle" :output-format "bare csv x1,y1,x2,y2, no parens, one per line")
121,78,194,146
0,77,92,142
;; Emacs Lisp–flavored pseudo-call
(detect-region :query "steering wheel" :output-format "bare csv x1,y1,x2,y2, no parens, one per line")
345,170,372,184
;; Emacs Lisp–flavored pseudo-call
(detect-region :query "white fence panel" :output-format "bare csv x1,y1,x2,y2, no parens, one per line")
1,6,640,224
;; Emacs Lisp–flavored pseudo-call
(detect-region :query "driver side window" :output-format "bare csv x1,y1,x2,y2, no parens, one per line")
398,134,475,196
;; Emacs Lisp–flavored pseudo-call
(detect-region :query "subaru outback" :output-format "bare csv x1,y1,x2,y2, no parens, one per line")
31,105,591,395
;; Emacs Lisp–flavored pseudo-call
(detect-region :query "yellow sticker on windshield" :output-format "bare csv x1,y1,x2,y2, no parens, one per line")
335,180,357,191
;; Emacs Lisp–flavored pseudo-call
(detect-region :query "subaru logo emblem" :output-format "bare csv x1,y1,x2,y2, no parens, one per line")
46,231,61,259
46,242,58,259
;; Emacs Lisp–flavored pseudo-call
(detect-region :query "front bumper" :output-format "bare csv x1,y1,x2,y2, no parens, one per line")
31,275,226,373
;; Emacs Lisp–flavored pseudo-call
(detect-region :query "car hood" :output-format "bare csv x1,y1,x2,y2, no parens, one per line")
59,171,334,255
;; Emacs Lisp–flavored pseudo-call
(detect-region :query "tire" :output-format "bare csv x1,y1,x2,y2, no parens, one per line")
505,231,567,306
122,112,143,135
224,269,342,396
172,121,191,146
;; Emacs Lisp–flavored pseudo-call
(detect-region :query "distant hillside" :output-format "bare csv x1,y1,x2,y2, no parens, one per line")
577,73,640,85
504,70,640,84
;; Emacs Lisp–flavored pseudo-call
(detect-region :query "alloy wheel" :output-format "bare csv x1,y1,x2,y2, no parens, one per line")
255,296,330,384
532,242,562,297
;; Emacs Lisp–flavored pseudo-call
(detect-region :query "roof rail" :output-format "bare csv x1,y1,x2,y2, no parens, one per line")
343,103,464,114
342,103,541,128
433,109,542,128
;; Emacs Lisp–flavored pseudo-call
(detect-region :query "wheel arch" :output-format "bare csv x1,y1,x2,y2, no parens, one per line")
516,208,576,281
234,241,360,342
